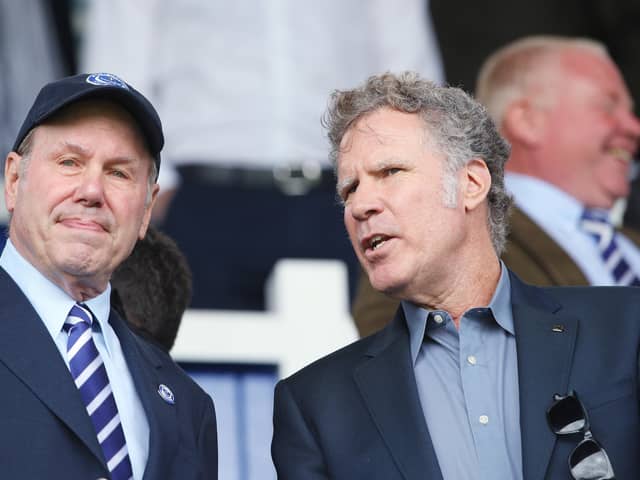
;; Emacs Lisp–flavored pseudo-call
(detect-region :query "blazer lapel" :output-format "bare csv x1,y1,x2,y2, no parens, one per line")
354,310,443,480
109,312,179,480
0,269,105,465
507,207,589,285
510,272,578,480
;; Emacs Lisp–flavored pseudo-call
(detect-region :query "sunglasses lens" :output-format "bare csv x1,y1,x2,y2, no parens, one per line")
549,395,586,434
569,439,615,480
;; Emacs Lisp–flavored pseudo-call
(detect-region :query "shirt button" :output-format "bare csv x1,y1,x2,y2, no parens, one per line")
467,355,477,365
479,415,489,425
433,314,444,324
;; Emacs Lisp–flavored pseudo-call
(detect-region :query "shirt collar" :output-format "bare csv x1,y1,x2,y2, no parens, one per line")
0,239,113,349
505,172,596,225
402,261,513,364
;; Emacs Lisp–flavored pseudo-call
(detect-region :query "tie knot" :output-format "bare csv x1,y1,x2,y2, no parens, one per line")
580,208,611,226
580,208,614,241
63,303,93,333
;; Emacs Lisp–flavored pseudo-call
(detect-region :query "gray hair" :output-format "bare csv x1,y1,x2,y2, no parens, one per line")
323,71,512,254
476,36,609,127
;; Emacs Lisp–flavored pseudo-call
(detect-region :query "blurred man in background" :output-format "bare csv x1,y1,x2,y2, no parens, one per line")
111,226,192,352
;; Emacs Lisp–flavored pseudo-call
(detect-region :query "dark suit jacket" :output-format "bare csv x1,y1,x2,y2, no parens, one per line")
272,272,640,479
352,207,640,337
0,268,218,479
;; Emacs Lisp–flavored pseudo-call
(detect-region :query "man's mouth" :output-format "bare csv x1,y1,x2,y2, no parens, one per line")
607,147,633,163
59,217,108,233
366,234,390,251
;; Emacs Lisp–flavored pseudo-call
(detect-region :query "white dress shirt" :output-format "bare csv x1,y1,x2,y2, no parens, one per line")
505,172,640,285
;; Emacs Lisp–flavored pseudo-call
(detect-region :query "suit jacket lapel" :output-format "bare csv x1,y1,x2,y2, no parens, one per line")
109,312,179,480
510,272,578,480
507,207,589,285
354,310,443,480
621,225,640,246
0,269,105,465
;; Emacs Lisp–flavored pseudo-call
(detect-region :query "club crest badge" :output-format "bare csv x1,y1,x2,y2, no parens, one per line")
157,384,175,405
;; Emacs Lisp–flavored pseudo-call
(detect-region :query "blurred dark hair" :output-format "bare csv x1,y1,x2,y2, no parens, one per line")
111,226,192,351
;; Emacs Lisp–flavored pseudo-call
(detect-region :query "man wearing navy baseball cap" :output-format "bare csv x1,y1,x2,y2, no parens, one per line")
0,73,217,479
12,72,164,177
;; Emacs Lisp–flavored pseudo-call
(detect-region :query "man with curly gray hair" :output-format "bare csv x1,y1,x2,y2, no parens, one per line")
353,36,640,339
271,71,640,479
325,71,512,255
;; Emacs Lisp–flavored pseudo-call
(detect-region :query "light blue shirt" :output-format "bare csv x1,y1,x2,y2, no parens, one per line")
0,240,149,479
506,172,640,284
403,263,522,480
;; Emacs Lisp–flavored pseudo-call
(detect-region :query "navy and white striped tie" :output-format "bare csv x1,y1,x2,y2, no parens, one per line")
580,208,640,286
64,303,133,480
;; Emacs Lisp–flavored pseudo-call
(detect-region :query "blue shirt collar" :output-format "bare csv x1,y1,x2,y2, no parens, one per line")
0,239,113,352
402,261,513,364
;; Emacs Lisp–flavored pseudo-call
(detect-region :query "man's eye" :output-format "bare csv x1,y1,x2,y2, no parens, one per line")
60,159,77,167
384,167,401,176
110,170,129,179
342,183,358,201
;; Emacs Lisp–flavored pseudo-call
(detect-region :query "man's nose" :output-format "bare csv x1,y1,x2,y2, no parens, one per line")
620,108,640,143
348,182,383,221
72,168,105,207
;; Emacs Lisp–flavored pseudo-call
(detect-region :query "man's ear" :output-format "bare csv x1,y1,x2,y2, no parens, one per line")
4,152,22,213
462,158,491,212
501,98,546,147
138,183,160,240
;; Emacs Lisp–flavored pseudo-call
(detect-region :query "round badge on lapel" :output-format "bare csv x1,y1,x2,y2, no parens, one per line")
158,384,175,405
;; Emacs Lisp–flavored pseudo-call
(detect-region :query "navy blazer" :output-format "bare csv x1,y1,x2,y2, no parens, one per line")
272,272,640,479
0,268,218,479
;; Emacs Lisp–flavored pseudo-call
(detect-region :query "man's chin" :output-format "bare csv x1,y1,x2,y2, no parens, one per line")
582,188,625,210
53,246,109,277
598,190,627,210
369,273,406,298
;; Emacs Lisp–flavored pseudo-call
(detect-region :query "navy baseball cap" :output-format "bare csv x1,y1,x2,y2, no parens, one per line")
12,72,163,179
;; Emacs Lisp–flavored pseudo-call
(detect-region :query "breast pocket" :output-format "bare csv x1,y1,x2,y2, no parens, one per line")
579,377,635,412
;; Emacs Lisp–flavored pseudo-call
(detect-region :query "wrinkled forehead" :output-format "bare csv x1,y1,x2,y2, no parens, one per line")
342,108,430,148
338,110,433,165
33,99,155,167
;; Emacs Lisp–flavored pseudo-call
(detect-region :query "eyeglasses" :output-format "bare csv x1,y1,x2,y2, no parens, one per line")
546,391,616,480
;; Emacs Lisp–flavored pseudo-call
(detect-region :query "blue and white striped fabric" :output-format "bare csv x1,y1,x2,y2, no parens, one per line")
64,303,133,480
580,209,640,287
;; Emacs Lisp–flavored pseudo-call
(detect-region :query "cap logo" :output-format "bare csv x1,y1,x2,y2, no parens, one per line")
86,73,129,90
